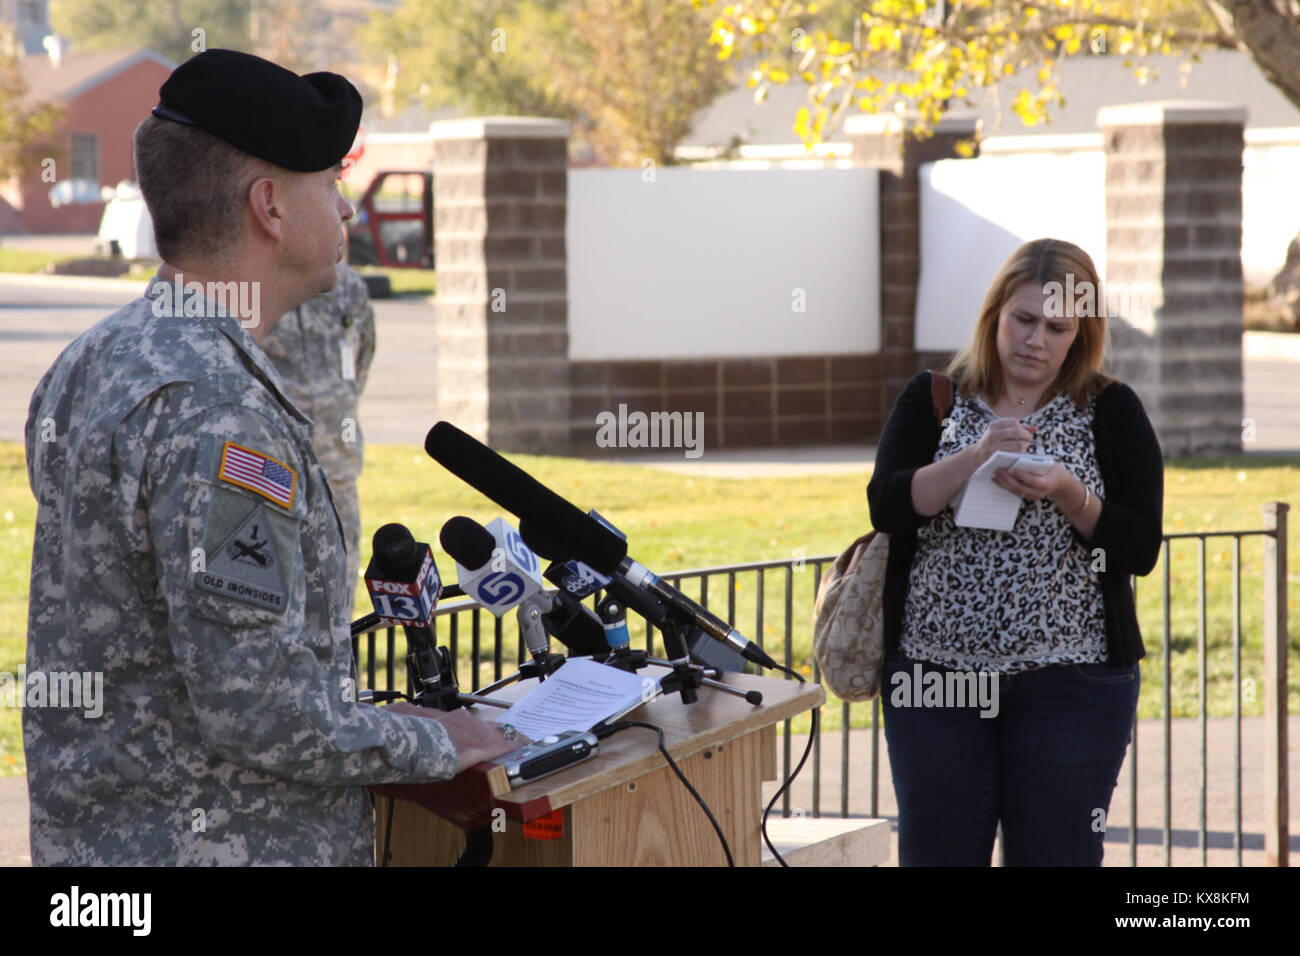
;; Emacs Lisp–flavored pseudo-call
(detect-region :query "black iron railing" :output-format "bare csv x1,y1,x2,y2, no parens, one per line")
352,502,1290,866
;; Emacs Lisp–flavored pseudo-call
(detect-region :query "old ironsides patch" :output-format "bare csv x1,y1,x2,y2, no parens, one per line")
194,503,290,612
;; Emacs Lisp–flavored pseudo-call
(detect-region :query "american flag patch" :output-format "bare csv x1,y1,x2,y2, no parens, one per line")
218,442,297,508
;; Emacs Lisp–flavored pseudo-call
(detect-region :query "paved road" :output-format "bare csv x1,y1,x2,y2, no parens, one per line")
757,715,1300,868
0,275,439,446
3,275,1299,461
1244,357,1300,454
0,277,137,443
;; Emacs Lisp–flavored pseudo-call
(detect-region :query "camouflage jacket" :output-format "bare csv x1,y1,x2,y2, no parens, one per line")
261,264,375,485
24,274,455,866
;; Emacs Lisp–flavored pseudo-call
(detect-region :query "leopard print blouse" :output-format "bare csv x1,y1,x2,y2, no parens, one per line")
900,389,1108,673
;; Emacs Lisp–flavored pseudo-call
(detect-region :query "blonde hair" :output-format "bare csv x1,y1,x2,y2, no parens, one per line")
946,238,1116,407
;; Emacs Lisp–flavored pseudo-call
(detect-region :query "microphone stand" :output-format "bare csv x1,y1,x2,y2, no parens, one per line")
645,654,764,706
351,593,759,710
597,596,761,707
475,594,568,697
399,622,514,711
406,634,470,711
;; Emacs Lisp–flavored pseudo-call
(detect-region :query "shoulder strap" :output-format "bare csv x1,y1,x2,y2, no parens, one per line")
929,370,953,426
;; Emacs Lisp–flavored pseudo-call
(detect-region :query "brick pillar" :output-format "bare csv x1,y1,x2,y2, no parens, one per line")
1099,102,1245,457
847,111,980,437
431,117,570,453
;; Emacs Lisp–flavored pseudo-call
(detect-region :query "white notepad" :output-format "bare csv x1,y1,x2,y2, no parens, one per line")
950,452,1057,531
494,659,660,740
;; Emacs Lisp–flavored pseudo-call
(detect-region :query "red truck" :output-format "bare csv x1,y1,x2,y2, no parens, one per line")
346,169,433,270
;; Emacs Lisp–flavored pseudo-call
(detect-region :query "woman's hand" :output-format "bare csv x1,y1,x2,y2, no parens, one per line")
993,461,1081,507
973,417,1038,465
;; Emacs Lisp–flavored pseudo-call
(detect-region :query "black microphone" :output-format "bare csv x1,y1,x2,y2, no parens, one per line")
425,423,773,668
520,519,778,671
539,593,609,657
365,523,442,628
616,558,777,668
525,518,614,600
365,523,459,706
439,515,495,571
425,421,628,574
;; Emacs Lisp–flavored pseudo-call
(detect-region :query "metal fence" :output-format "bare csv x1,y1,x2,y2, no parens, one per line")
353,501,1290,867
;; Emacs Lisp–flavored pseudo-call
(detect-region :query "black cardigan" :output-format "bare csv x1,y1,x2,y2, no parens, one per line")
865,370,1165,668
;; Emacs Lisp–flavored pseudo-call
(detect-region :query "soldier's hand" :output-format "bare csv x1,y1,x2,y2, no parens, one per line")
373,702,531,833
385,701,528,773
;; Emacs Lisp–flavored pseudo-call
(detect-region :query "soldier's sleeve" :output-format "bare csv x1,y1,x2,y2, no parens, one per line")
347,270,376,396
141,401,460,785
24,368,52,493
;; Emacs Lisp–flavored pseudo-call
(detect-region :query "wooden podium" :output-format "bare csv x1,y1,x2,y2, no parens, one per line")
373,669,824,866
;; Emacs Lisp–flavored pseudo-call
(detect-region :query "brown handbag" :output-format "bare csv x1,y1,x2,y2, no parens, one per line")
812,371,953,701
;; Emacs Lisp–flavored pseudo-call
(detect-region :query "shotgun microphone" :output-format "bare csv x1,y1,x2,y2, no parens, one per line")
424,421,628,575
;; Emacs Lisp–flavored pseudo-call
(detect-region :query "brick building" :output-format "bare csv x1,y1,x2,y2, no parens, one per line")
1,45,173,234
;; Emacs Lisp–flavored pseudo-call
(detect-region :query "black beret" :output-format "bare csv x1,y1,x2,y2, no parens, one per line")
152,49,361,173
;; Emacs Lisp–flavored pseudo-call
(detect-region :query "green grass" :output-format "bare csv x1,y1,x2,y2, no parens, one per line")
355,266,436,297
2,441,1298,776
0,248,153,281
0,443,36,773
0,248,435,298
0,249,81,274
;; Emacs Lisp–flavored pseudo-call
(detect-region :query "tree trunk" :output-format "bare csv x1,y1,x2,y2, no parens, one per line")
1203,0,1300,112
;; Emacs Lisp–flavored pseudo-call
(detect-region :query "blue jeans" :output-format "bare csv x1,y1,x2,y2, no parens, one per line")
881,644,1139,866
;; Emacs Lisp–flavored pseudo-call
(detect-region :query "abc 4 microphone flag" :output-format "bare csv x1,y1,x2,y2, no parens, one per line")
455,518,545,617
554,508,624,597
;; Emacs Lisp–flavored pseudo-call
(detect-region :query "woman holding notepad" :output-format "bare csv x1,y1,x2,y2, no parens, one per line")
866,238,1164,866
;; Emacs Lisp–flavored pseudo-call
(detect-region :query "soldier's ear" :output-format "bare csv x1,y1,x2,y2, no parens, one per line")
247,175,284,243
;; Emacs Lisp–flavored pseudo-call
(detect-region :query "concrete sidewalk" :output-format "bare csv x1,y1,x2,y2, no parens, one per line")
760,713,1300,867
3,714,1295,867
0,773,29,866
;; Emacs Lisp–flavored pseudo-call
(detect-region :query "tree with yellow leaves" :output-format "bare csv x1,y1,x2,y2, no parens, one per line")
701,0,1298,147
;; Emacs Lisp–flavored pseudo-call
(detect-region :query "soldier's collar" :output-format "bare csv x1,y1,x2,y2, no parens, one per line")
144,273,313,428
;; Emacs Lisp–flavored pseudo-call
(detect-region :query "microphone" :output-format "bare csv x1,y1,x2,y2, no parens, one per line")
524,515,615,599
365,523,460,708
425,423,773,668
439,515,544,617
520,519,778,671
425,421,628,575
616,559,776,669
365,523,442,628
597,595,631,651
442,516,608,655
542,596,611,657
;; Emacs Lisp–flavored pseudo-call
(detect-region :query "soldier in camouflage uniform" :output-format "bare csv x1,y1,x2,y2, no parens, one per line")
262,262,375,617
23,49,516,866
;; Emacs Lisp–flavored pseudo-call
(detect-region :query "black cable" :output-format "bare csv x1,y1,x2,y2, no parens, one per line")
761,665,818,867
381,797,492,867
770,663,804,683
603,719,735,867
382,795,395,867
455,827,494,867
